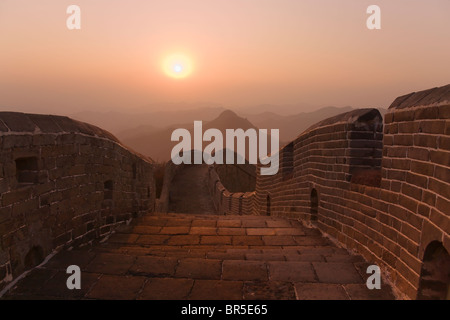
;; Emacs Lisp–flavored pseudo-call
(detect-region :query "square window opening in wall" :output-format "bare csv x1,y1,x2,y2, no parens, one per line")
15,157,39,184
104,180,114,200
282,142,294,181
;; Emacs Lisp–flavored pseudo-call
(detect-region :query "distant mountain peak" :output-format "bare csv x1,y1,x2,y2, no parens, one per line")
217,109,239,119
206,109,256,131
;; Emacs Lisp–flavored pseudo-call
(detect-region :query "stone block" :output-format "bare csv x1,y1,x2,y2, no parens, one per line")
222,260,268,281
175,258,222,280
87,275,145,300
268,261,316,282
129,256,177,277
139,278,193,300
190,280,243,300
312,262,363,284
295,283,349,300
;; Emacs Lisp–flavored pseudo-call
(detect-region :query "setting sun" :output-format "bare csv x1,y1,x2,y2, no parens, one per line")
163,53,193,79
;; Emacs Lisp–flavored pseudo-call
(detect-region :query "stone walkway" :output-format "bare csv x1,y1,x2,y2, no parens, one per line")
1,213,395,300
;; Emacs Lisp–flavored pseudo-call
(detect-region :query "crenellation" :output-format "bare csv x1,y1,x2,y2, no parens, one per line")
250,85,450,299
0,112,155,289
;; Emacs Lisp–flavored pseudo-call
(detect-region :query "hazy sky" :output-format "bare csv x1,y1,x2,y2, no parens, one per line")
0,0,449,114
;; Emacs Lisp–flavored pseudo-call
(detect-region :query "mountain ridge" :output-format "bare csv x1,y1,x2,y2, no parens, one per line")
70,106,386,161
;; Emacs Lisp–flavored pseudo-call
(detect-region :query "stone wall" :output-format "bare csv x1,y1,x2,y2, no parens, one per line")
253,84,450,299
254,108,383,220
214,163,256,192
0,112,155,290
156,161,184,213
381,87,450,298
208,166,254,215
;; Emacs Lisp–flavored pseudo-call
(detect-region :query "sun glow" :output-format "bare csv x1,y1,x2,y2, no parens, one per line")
163,53,193,79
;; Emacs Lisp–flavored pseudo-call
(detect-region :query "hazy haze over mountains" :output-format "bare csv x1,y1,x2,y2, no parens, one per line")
119,110,257,162
70,107,226,134
70,105,387,161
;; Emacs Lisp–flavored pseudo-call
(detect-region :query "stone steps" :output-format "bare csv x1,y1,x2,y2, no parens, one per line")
2,212,395,300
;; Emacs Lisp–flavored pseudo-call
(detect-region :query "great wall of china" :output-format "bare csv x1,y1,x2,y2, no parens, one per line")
0,85,449,299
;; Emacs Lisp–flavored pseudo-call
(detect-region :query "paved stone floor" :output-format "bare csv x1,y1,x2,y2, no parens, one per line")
1,213,395,300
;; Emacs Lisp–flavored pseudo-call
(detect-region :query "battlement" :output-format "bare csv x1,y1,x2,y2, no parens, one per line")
254,84,450,299
207,166,254,216
0,112,120,141
0,112,155,289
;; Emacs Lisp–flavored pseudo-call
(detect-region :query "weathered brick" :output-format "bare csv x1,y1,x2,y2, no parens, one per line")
415,106,439,120
387,169,406,181
2,135,33,148
167,235,200,245
417,203,430,218
201,235,231,245
398,122,420,134
313,262,363,284
440,136,450,150
394,134,414,146
401,183,422,200
410,160,434,176
436,197,450,216
384,112,394,124
383,135,394,146
408,148,430,161
405,172,428,189
190,280,244,300
395,259,420,289
421,190,436,207
2,189,32,206
399,195,419,213
87,275,145,300
139,278,193,300
381,250,397,269
222,260,268,281
380,190,399,204
419,221,443,259
159,227,190,235
0,207,11,224
430,150,450,167
420,120,445,134
175,259,222,280
386,146,407,158
381,224,398,242
378,212,390,226
384,123,398,134
401,223,421,243
393,110,415,122
389,204,408,221
428,178,450,199
413,134,438,149
391,159,411,170
232,236,264,246
439,105,450,119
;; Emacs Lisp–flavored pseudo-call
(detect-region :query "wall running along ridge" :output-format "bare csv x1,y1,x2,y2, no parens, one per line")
254,85,450,299
0,112,155,290
208,166,254,216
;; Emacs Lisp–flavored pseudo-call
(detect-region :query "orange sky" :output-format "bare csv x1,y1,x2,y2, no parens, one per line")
0,0,449,114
